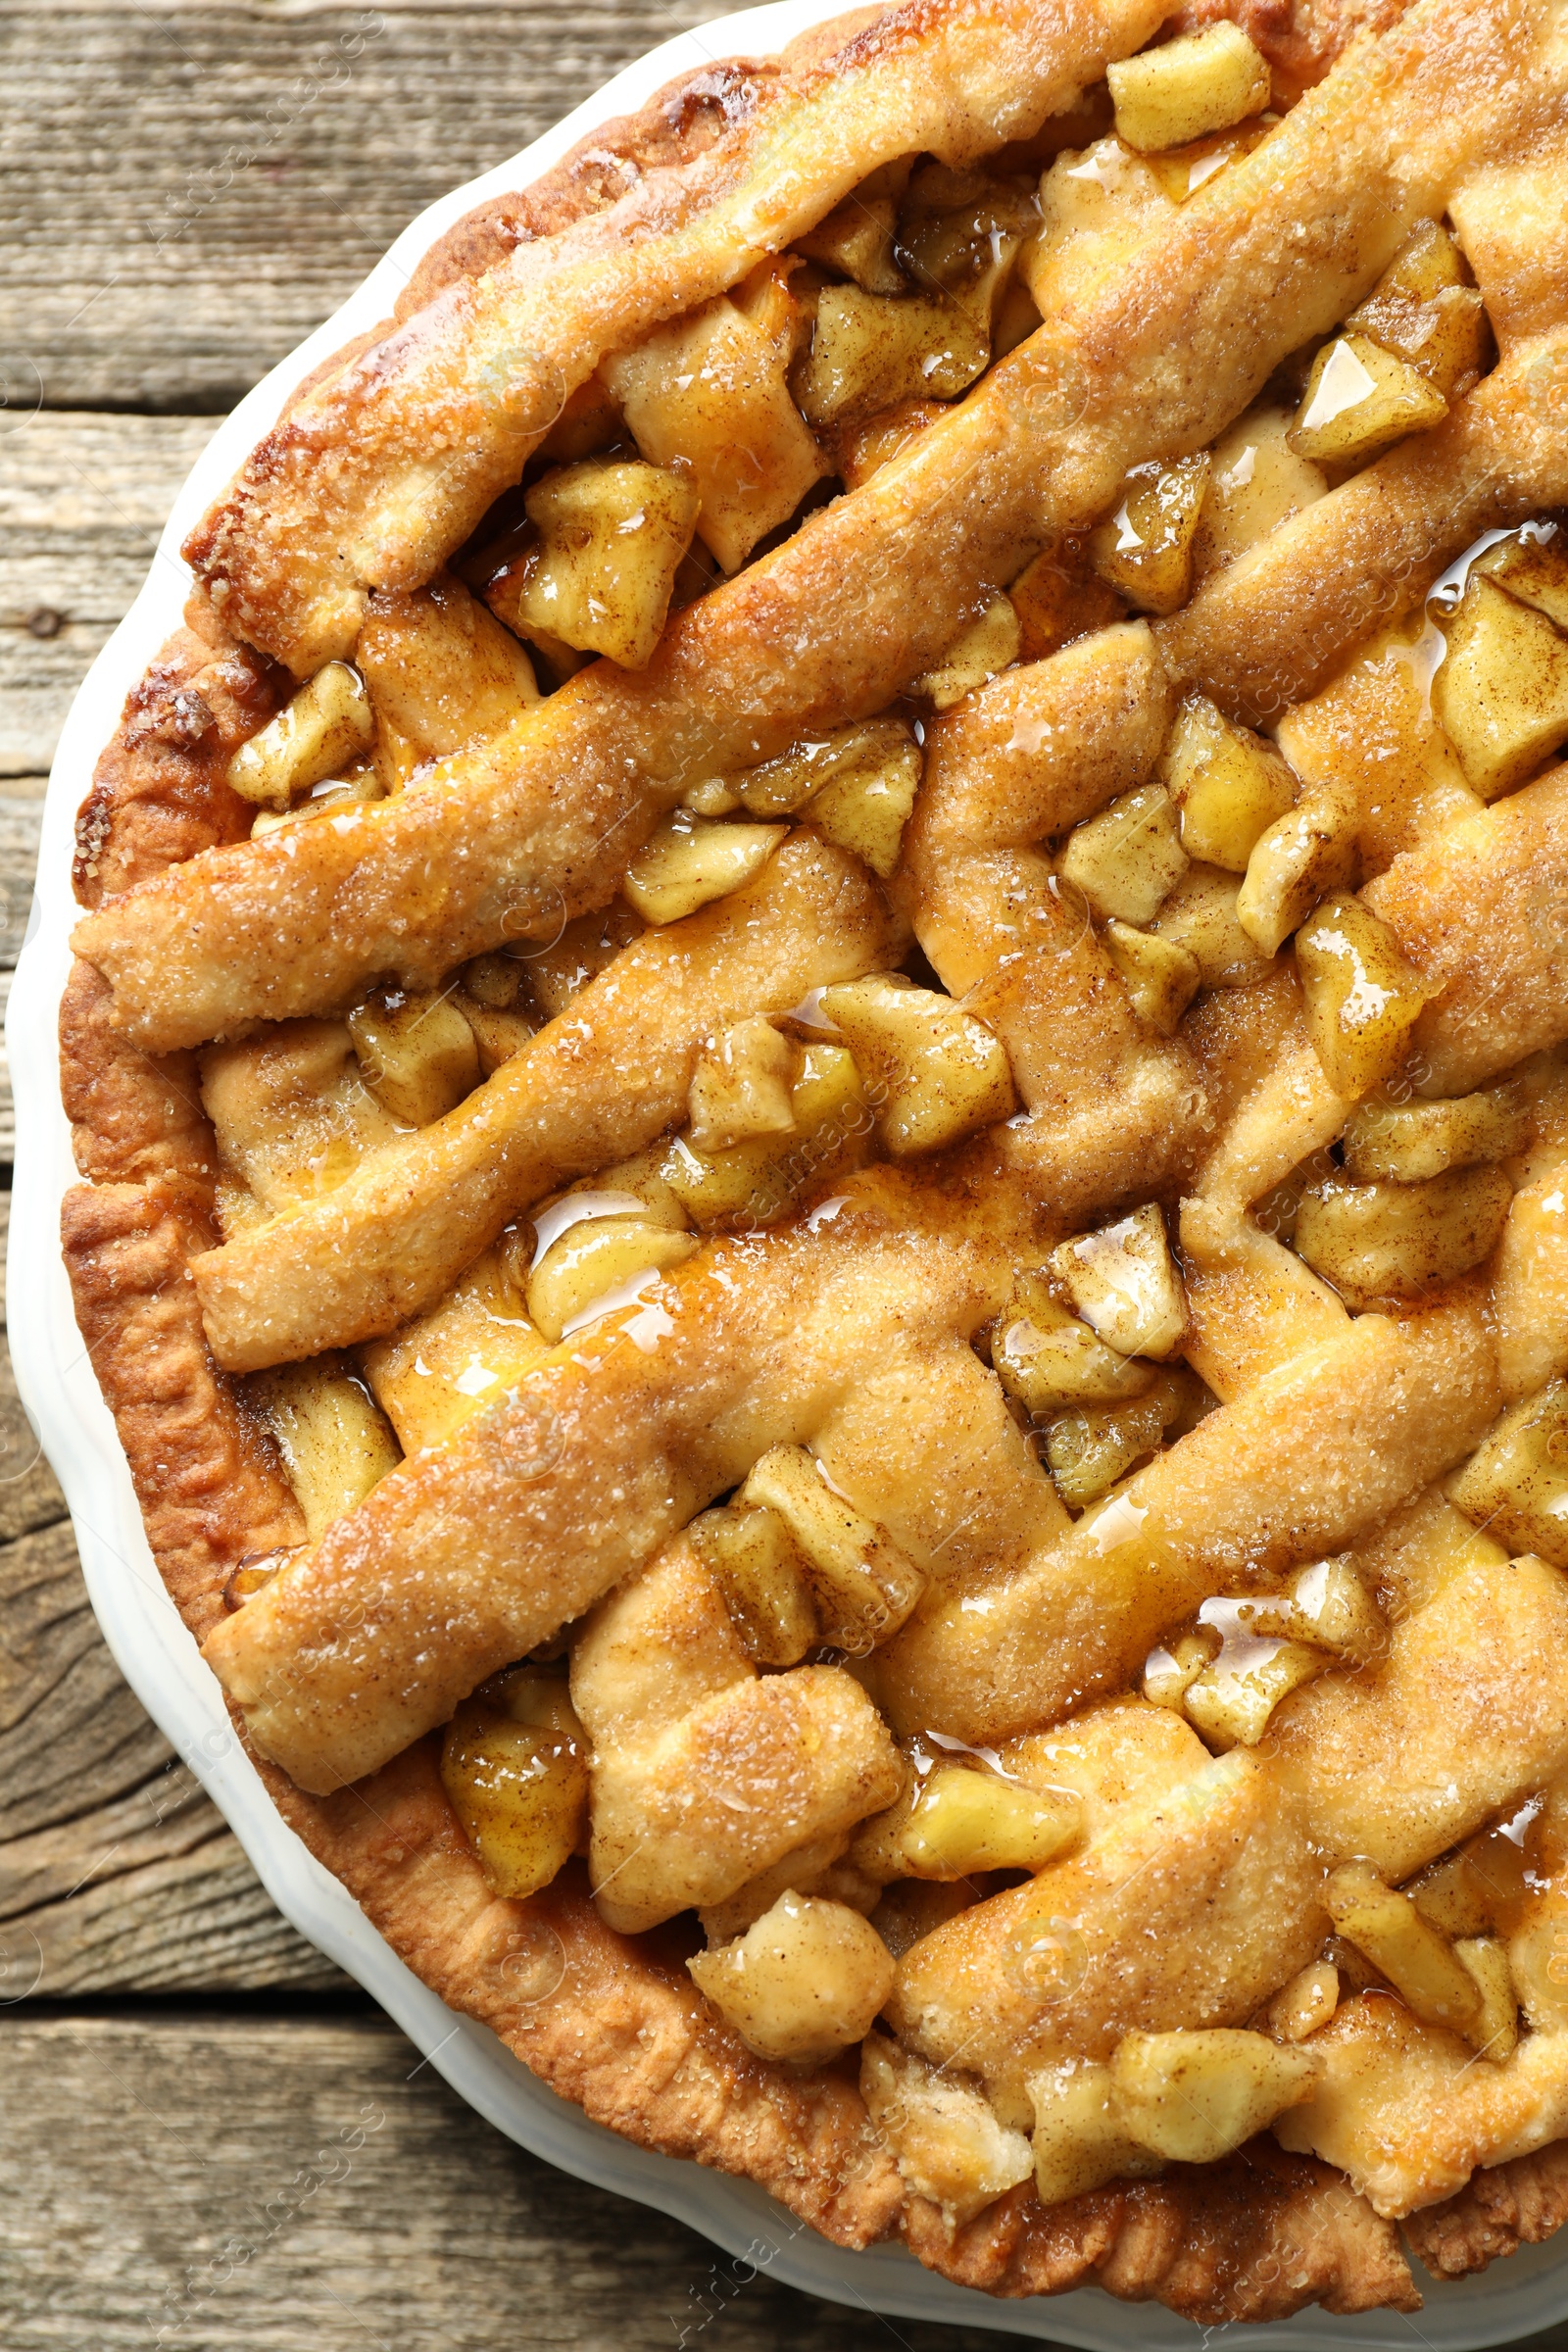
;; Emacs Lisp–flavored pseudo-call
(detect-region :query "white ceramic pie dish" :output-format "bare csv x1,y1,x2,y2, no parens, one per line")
10,5,1568,2337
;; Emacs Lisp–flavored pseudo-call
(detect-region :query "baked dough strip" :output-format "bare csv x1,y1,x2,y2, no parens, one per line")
202,1173,1031,1790
184,0,1169,674
192,831,903,1370
891,1552,1568,2166
74,0,1560,1054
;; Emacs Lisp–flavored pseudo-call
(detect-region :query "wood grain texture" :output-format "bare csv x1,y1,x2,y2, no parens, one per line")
0,2013,1039,2352
2,0,743,414
0,410,217,774
0,1191,347,1991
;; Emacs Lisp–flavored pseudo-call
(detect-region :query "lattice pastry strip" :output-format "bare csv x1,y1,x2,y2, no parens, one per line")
193,829,902,1368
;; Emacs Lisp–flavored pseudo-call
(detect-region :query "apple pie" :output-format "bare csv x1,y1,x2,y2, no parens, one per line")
58,0,1568,2319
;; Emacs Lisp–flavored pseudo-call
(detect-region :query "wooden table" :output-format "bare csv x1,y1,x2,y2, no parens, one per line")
0,5,1041,2341
0,8,1557,2346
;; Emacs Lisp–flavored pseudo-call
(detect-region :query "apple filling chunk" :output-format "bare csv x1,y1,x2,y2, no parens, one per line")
227,660,373,810
440,1665,588,1902
688,1891,896,2064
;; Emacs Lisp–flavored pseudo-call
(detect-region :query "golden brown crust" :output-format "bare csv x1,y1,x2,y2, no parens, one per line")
260,1744,904,2245
55,0,1558,2316
72,612,285,909
1403,2143,1568,2279
59,1178,306,1640
906,2143,1420,2316
52,586,1435,2337
398,55,791,317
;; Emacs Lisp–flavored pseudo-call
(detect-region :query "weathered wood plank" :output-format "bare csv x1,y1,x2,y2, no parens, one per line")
0,2012,1030,2352
2,2,735,414
0,409,217,773
0,1506,348,1990
0,1185,346,1989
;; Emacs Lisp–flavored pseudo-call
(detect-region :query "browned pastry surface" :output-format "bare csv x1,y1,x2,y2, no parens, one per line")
904,2148,1419,2316
56,0,1568,2319
1404,2142,1568,2278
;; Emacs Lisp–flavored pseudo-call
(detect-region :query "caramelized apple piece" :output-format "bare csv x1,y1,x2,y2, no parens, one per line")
518,901,643,1023
796,285,988,428
1183,1639,1328,1748
603,295,827,573
661,1040,871,1228
687,1016,799,1150
793,172,905,295
1043,1375,1186,1508
1474,529,1568,631
732,714,913,817
688,1891,895,2063
457,994,534,1076
1236,797,1357,956
1109,2029,1316,2161
1161,694,1297,870
525,1213,697,1345
517,458,700,666
742,1443,925,1650
1456,1936,1519,2062
440,1666,588,1901
1192,403,1326,577
1324,1861,1482,2035
1433,574,1568,802
1102,919,1201,1034
895,164,1037,334
361,1247,547,1454
821,972,1015,1154
1342,1081,1530,1183
1447,1378,1568,1568
732,716,922,877
1052,1204,1187,1358
1142,1626,1221,1710
690,1501,818,1668
347,987,482,1128
1007,542,1127,663
898,1763,1082,1879
250,766,384,839
622,813,786,925
993,1276,1156,1417
250,1357,401,1543
913,594,1022,710
1267,1960,1341,2043
1346,220,1490,402
1058,780,1188,924
1107,22,1270,154
1295,892,1437,1099
1152,861,1275,987
807,736,921,877
227,662,373,809
1142,119,1272,205
1090,456,1211,615
1029,2061,1164,2207
1295,1167,1513,1306
1288,334,1447,469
